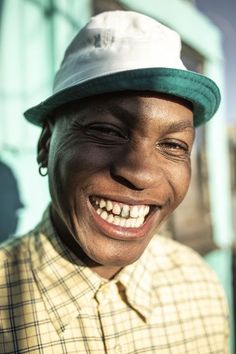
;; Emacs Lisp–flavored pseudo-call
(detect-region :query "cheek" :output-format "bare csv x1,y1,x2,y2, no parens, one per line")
48,142,119,202
57,144,122,183
168,163,192,207
47,139,75,211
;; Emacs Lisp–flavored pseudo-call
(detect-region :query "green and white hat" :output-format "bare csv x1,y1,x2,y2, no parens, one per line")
24,10,221,127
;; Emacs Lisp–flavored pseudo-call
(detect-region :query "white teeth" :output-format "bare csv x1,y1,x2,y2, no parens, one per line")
144,206,150,216
130,219,136,227
106,200,113,211
120,218,126,227
113,203,121,215
97,208,103,215
121,205,129,217
113,216,120,225
95,206,147,228
130,205,139,218
135,219,140,227
107,214,114,223
125,219,131,228
101,211,108,220
138,206,144,217
99,199,106,208
135,218,141,227
94,197,151,228
137,216,144,226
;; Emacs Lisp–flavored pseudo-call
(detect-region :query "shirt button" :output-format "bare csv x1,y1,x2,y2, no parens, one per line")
115,345,122,354
96,284,111,304
100,285,110,296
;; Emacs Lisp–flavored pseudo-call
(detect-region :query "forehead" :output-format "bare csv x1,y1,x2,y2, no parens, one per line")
54,91,194,129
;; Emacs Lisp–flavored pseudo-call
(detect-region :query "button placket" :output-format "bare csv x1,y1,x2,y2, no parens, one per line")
95,281,126,354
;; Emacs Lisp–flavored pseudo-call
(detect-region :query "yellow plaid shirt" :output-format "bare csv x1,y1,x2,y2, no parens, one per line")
0,209,229,353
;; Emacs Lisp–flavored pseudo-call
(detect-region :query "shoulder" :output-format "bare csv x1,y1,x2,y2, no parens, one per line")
146,236,229,347
0,233,30,257
0,232,34,279
148,235,228,300
149,235,218,274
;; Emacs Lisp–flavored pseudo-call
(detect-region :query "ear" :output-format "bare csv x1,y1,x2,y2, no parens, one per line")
37,122,52,167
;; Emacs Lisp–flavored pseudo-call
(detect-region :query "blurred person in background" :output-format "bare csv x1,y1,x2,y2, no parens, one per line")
0,160,23,243
0,11,229,353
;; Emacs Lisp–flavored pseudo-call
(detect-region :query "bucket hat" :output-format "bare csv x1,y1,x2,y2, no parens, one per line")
24,10,221,127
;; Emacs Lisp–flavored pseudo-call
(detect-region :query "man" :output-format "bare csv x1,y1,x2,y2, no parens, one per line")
0,10,229,353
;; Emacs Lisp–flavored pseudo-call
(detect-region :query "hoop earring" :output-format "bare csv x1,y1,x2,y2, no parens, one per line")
39,163,48,177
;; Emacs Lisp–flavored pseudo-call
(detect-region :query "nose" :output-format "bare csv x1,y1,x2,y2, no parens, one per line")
110,142,163,191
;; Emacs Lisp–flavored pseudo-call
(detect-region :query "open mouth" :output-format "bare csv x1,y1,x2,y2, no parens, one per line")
90,196,153,228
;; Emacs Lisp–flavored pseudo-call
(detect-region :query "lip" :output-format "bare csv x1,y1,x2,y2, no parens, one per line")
87,195,161,241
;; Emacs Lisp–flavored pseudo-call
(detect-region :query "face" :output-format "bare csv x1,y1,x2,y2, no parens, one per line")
39,92,195,277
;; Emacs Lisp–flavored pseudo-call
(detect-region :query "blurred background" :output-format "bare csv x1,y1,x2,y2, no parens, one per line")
0,0,235,352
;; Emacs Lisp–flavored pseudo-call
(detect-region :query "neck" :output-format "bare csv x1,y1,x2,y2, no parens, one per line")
50,206,122,280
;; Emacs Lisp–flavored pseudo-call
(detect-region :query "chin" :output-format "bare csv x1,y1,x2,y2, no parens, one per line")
85,237,150,268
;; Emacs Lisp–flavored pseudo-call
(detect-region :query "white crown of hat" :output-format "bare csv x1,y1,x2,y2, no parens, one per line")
54,11,186,93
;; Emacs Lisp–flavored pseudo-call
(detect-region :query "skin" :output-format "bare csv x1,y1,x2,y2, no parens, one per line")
38,92,195,279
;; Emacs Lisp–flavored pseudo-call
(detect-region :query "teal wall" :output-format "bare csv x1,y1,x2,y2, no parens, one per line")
0,0,234,351
0,0,92,233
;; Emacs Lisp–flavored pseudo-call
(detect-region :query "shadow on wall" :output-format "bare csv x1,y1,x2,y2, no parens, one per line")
0,160,23,243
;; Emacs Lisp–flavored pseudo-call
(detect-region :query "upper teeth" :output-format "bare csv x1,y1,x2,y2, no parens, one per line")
93,196,150,222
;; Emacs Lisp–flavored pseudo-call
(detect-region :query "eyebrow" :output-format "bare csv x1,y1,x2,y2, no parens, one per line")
105,104,195,132
100,104,135,123
166,120,195,132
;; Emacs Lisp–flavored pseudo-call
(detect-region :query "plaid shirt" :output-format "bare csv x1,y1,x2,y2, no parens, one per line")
0,209,229,353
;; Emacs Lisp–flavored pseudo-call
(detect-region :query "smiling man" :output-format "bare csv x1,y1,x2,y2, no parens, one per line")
0,11,229,354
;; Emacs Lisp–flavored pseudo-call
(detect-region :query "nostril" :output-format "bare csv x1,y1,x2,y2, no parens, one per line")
110,148,159,190
110,173,144,191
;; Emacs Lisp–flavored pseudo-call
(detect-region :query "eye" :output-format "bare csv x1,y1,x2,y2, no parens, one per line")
156,139,189,158
87,124,122,136
84,123,128,143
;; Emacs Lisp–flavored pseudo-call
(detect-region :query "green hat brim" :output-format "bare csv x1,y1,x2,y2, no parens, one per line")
24,68,221,127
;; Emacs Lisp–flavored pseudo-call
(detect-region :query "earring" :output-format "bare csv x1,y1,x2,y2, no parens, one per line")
39,163,48,177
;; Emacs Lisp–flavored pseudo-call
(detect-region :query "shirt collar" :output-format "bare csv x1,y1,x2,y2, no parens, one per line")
30,208,104,334
30,208,158,334
116,244,159,321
